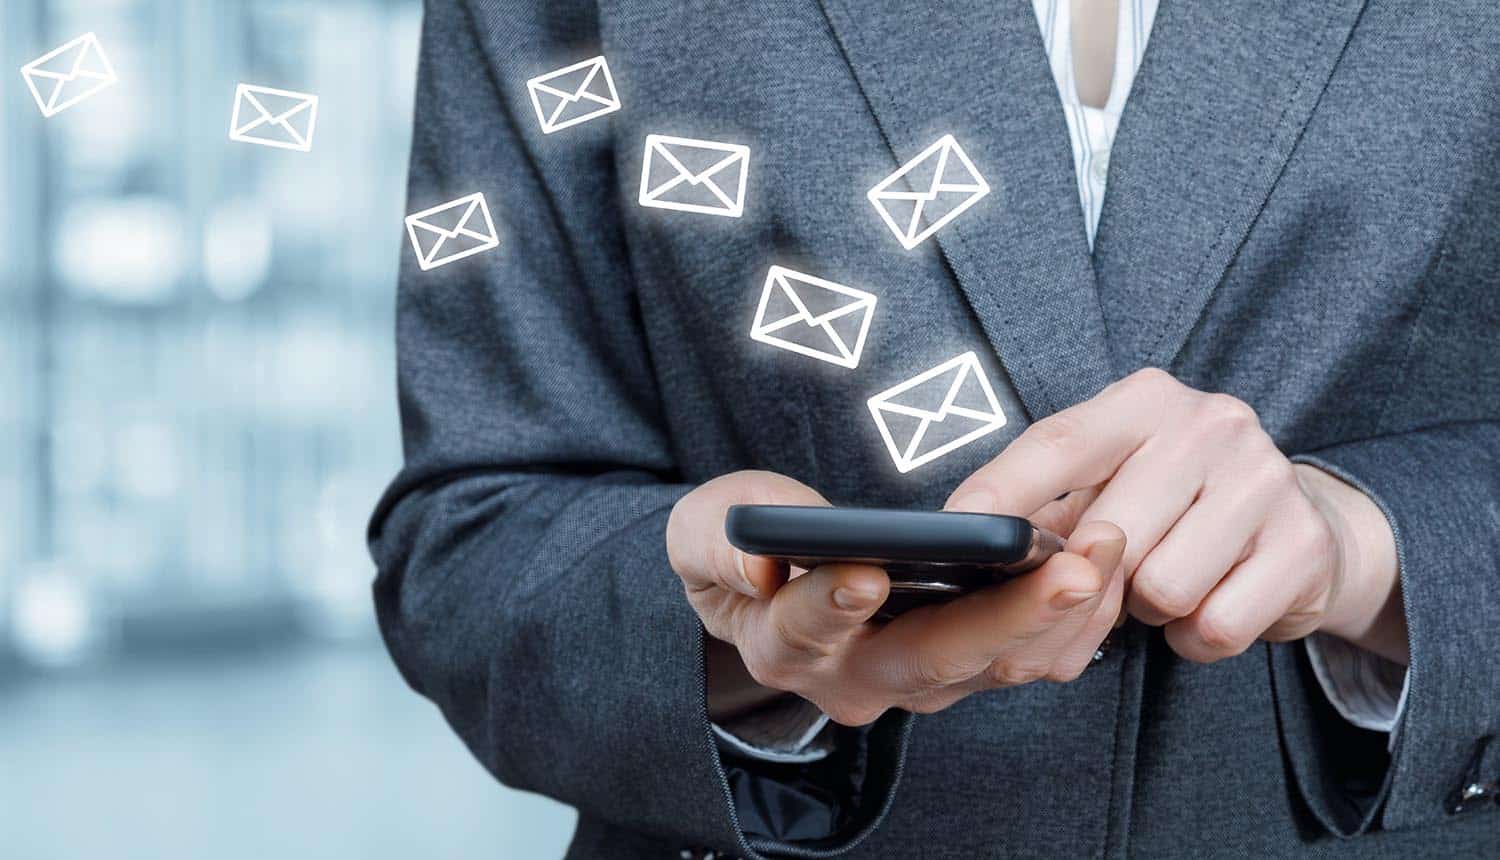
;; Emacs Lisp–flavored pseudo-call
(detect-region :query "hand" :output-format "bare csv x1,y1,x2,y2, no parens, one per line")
667,470,1127,727
947,369,1406,665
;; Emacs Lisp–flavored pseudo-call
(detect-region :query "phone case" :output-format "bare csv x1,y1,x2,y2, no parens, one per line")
725,505,1063,618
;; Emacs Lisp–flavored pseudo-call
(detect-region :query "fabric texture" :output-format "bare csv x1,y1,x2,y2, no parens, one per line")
370,1,1500,857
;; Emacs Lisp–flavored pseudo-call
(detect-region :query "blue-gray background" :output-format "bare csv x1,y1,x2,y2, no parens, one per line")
0,2,573,856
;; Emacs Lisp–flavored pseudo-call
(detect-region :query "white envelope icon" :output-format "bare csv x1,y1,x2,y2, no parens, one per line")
750,266,877,369
20,32,118,118
868,134,991,250
867,351,1007,473
527,56,621,134
404,192,500,271
229,83,319,152
639,134,750,218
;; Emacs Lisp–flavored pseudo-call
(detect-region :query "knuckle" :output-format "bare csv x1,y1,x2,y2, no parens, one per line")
1126,367,1176,392
1299,583,1335,621
824,700,883,727
904,694,950,715
910,653,971,690
986,659,1045,688
698,612,735,644
1192,608,1253,658
769,612,831,660
741,650,792,691
1264,608,1321,642
695,598,746,645
1250,458,1298,494
1024,413,1083,457
1117,367,1183,419
1131,571,1199,620
1199,393,1259,433
1045,660,1089,683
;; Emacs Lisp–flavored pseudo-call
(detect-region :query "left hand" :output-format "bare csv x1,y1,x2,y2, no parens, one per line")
946,368,1406,665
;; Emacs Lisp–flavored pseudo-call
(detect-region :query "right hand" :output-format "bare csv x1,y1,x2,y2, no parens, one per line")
666,470,1127,727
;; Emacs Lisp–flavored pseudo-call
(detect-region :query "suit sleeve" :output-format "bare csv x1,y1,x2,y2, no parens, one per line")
1274,426,1500,836
369,2,910,857
1266,130,1500,833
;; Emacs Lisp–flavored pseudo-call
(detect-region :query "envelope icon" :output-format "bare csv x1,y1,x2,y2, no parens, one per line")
868,351,1007,473
750,267,877,369
639,134,750,218
229,83,319,152
868,134,991,250
527,56,621,134
20,32,118,118
404,192,500,271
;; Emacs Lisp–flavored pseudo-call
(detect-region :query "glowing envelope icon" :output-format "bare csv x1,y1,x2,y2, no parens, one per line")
20,32,118,118
868,134,990,250
639,134,750,218
867,351,1007,473
527,56,621,134
404,192,500,271
750,266,877,369
229,83,319,152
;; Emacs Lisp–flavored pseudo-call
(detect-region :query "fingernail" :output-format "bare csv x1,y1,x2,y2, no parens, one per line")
833,585,878,611
1083,536,1126,569
1051,589,1099,611
734,551,761,597
947,490,994,514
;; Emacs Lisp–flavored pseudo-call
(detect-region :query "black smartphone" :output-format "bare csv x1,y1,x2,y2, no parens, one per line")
725,505,1064,619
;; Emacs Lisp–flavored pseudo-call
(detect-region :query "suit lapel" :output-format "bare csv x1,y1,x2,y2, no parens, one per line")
1092,0,1369,370
819,0,1116,420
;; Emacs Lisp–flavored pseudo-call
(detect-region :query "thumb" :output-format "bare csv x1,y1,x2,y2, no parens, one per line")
762,563,891,653
668,470,829,598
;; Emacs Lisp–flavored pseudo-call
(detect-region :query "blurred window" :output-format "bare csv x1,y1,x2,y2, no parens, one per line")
2,0,421,666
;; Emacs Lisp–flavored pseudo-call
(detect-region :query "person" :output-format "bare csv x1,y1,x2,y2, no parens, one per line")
368,1,1500,857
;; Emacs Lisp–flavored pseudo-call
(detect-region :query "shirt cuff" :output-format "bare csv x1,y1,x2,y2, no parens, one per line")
1304,632,1410,751
710,694,833,763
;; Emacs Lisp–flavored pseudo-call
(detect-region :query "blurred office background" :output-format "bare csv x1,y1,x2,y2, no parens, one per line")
0,1,575,856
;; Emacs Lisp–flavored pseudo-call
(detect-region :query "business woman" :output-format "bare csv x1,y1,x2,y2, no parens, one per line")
369,1,1500,856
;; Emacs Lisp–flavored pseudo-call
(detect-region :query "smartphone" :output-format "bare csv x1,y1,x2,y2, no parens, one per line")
724,505,1063,619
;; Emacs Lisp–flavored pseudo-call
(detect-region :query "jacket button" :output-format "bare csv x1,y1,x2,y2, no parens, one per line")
1449,781,1498,814
1091,635,1114,664
1448,736,1499,814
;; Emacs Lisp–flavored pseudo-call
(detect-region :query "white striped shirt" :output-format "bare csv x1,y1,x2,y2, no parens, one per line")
1032,0,1160,248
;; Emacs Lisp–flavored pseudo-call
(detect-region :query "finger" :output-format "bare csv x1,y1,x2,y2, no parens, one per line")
1126,483,1270,626
901,683,979,716
758,563,891,663
1026,485,1101,537
669,470,828,597
865,524,1126,693
736,553,792,599
944,369,1177,517
1163,544,1317,663
992,520,1128,684
1065,440,1204,579
1045,547,1128,680
929,522,1127,695
737,563,889,702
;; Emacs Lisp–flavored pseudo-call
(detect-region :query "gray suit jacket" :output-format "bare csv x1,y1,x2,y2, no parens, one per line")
369,1,1500,856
